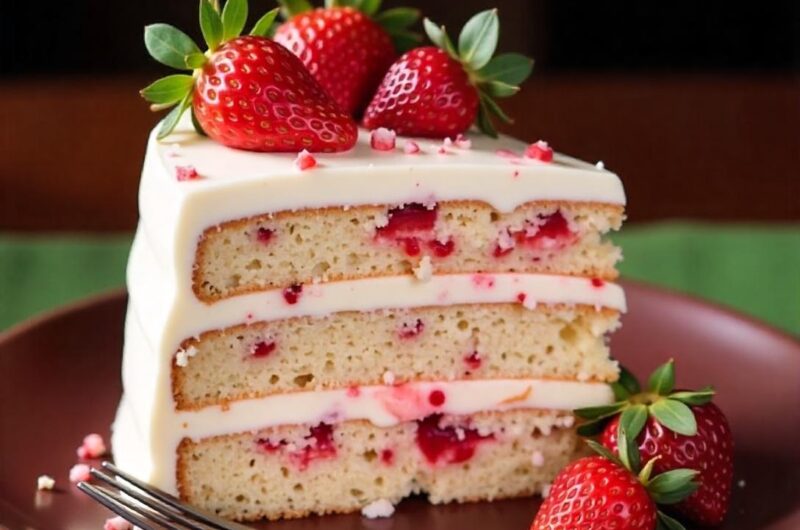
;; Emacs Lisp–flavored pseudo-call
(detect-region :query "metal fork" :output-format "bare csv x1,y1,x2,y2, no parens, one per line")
77,461,253,529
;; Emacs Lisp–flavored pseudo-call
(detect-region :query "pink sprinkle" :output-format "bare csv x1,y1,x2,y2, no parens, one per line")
591,278,605,288
175,165,199,181
513,170,520,178
437,145,448,155
428,389,446,407
77,433,106,460
404,141,421,154
346,386,361,397
455,134,472,149
525,140,554,162
370,127,396,151
104,516,133,530
443,137,454,147
496,149,520,159
69,464,91,483
294,149,317,171
517,293,527,303
472,273,495,289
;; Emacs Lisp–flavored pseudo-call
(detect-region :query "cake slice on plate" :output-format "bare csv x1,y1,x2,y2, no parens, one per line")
114,3,627,521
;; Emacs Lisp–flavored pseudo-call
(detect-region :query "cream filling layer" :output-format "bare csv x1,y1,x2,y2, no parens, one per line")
175,378,615,441
169,273,626,340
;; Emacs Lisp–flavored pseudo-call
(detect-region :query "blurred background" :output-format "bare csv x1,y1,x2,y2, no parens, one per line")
0,0,798,332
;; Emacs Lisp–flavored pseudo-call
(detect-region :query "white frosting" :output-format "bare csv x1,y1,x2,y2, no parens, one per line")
113,119,627,495
176,378,613,440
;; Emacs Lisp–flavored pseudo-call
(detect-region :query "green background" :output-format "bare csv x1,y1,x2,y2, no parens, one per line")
1,223,798,335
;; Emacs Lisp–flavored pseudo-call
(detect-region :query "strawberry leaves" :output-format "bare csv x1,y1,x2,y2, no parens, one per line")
374,7,422,51
200,0,224,51
575,360,716,438
478,53,534,86
249,8,280,37
648,358,676,394
140,75,195,107
619,403,649,441
458,9,499,70
158,93,192,140
670,386,715,406
142,0,279,139
423,9,533,137
144,24,202,70
611,364,642,400
651,398,697,436
221,0,248,41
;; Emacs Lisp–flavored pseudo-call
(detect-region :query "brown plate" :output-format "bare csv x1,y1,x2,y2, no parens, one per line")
1,281,799,529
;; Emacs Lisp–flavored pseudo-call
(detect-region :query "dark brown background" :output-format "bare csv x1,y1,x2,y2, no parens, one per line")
1,0,798,231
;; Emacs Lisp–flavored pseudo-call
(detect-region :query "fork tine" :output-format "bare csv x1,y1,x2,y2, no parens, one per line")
88,482,195,529
90,468,208,530
77,482,159,530
101,461,252,530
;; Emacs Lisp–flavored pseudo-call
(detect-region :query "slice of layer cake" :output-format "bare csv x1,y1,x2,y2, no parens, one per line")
112,114,626,521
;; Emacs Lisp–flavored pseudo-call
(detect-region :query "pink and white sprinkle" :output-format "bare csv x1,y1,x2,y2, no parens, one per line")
104,516,133,530
370,128,396,151
404,141,421,154
525,140,554,162
454,134,472,149
76,433,107,460
175,165,199,181
69,463,91,483
294,149,317,171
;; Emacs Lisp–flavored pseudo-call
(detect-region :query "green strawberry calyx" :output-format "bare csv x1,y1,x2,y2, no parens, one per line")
575,359,716,440
140,0,280,140
588,427,698,530
423,9,534,138
277,0,422,52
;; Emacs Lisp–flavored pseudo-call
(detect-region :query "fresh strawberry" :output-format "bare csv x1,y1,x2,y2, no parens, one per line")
363,9,534,138
575,360,734,526
274,0,420,116
532,456,657,530
532,429,697,530
140,0,357,152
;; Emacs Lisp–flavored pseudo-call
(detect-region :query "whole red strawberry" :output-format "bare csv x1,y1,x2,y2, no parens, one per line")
274,1,420,116
576,360,734,526
140,0,357,152
532,429,698,530
363,9,534,138
532,456,657,530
